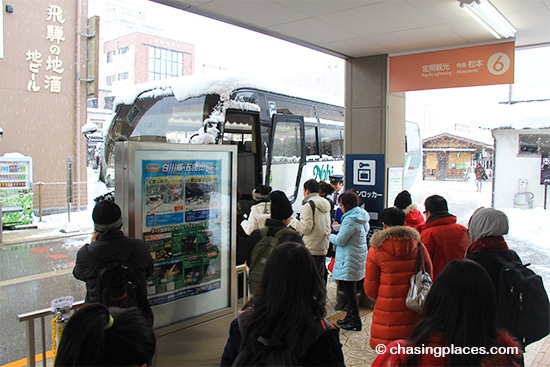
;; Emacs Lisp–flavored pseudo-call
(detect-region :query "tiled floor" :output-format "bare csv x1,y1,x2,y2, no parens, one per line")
325,277,378,367
324,276,549,367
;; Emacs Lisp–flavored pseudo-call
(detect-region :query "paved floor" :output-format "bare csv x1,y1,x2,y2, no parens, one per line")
324,276,549,367
325,277,378,366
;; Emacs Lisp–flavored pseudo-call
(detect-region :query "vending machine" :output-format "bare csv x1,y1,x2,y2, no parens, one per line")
0,155,34,227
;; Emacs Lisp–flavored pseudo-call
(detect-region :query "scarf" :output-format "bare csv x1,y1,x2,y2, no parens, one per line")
466,235,509,255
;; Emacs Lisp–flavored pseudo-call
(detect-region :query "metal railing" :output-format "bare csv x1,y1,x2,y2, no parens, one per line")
16,300,85,367
16,265,248,367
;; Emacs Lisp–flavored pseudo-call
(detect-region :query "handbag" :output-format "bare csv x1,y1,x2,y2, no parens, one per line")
406,243,432,314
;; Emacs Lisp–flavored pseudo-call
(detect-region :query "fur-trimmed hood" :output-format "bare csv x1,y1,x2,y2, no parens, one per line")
369,225,421,256
403,203,418,215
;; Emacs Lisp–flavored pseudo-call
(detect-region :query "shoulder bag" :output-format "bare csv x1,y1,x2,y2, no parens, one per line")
406,243,432,314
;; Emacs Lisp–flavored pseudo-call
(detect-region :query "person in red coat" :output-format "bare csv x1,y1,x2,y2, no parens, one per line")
393,190,425,230
372,259,523,366
364,207,433,348
418,195,469,278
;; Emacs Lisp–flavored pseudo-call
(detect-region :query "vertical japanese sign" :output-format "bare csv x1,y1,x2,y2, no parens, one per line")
141,159,223,306
541,152,550,185
345,154,385,233
25,4,65,93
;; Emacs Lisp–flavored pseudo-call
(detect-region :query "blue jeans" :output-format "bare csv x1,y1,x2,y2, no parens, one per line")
476,179,483,191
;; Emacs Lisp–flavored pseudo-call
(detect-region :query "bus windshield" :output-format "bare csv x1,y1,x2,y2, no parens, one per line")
103,94,220,183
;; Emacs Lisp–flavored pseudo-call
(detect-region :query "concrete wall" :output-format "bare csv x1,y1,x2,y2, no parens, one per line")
493,128,549,209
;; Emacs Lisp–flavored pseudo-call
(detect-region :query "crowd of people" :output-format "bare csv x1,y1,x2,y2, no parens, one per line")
56,173,546,366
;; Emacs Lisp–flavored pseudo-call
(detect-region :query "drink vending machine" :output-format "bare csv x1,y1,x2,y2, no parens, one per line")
0,154,34,227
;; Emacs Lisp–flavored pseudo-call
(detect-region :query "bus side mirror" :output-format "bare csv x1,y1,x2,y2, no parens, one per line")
81,122,98,141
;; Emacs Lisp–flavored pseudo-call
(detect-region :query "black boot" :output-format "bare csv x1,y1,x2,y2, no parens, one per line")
336,313,351,325
334,300,348,311
341,315,362,331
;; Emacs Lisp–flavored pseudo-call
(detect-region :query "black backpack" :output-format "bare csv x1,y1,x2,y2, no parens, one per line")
90,244,143,309
248,226,297,294
232,310,336,366
493,253,550,346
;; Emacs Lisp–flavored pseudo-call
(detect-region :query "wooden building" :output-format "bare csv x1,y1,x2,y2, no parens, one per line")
423,132,494,181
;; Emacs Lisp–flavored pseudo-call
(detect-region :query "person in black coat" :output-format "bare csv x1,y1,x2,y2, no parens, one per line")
465,207,521,292
73,200,154,324
221,242,344,366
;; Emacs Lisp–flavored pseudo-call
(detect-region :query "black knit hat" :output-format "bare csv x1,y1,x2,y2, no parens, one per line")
269,190,293,220
252,185,272,202
394,190,412,210
92,200,123,232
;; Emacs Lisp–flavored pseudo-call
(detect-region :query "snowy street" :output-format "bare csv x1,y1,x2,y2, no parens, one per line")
411,178,550,295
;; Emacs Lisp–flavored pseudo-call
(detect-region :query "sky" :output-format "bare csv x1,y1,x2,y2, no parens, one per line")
89,0,344,80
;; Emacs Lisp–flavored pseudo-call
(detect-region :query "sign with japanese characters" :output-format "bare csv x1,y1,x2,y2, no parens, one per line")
541,152,550,185
116,142,237,329
345,154,385,233
25,4,66,93
141,159,223,306
389,41,514,92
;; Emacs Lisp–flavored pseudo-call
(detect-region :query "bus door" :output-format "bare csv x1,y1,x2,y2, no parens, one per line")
266,114,306,203
223,110,262,215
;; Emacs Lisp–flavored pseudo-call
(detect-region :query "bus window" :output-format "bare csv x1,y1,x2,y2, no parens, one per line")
319,126,343,159
316,105,345,123
305,125,319,159
269,116,304,202
224,111,259,198
267,97,315,118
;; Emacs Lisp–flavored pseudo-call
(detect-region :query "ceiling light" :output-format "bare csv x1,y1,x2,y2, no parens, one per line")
459,0,517,39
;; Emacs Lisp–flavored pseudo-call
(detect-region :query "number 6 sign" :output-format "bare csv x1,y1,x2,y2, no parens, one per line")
488,52,511,75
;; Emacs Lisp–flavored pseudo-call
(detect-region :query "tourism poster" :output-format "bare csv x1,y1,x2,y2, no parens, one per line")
116,142,236,329
140,159,223,305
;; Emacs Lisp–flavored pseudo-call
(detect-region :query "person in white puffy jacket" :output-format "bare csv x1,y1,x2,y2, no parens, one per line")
240,185,272,236
290,179,332,284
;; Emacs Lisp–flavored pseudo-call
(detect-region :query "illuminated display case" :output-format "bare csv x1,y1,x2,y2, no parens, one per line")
115,141,237,333
0,155,34,227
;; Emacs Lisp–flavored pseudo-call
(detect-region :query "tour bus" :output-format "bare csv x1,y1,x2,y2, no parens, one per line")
404,121,422,190
101,74,345,215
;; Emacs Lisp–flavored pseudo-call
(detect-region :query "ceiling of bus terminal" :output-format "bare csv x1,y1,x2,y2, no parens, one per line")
153,0,550,58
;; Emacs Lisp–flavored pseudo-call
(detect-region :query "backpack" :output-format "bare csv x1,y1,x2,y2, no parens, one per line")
91,243,143,309
248,226,297,294
493,253,550,346
232,310,336,366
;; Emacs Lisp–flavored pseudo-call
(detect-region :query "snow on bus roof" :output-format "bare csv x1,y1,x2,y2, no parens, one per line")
113,74,345,107
113,73,344,110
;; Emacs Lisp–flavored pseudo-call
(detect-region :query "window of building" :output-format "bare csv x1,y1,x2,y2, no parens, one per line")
104,96,115,110
149,46,184,81
117,72,129,81
106,50,116,63
106,75,116,86
519,134,550,155
118,46,129,55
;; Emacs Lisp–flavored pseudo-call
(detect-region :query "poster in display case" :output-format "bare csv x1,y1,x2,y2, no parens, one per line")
115,142,236,329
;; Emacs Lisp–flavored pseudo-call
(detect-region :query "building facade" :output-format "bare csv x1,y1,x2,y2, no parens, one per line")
0,0,89,215
423,132,494,181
